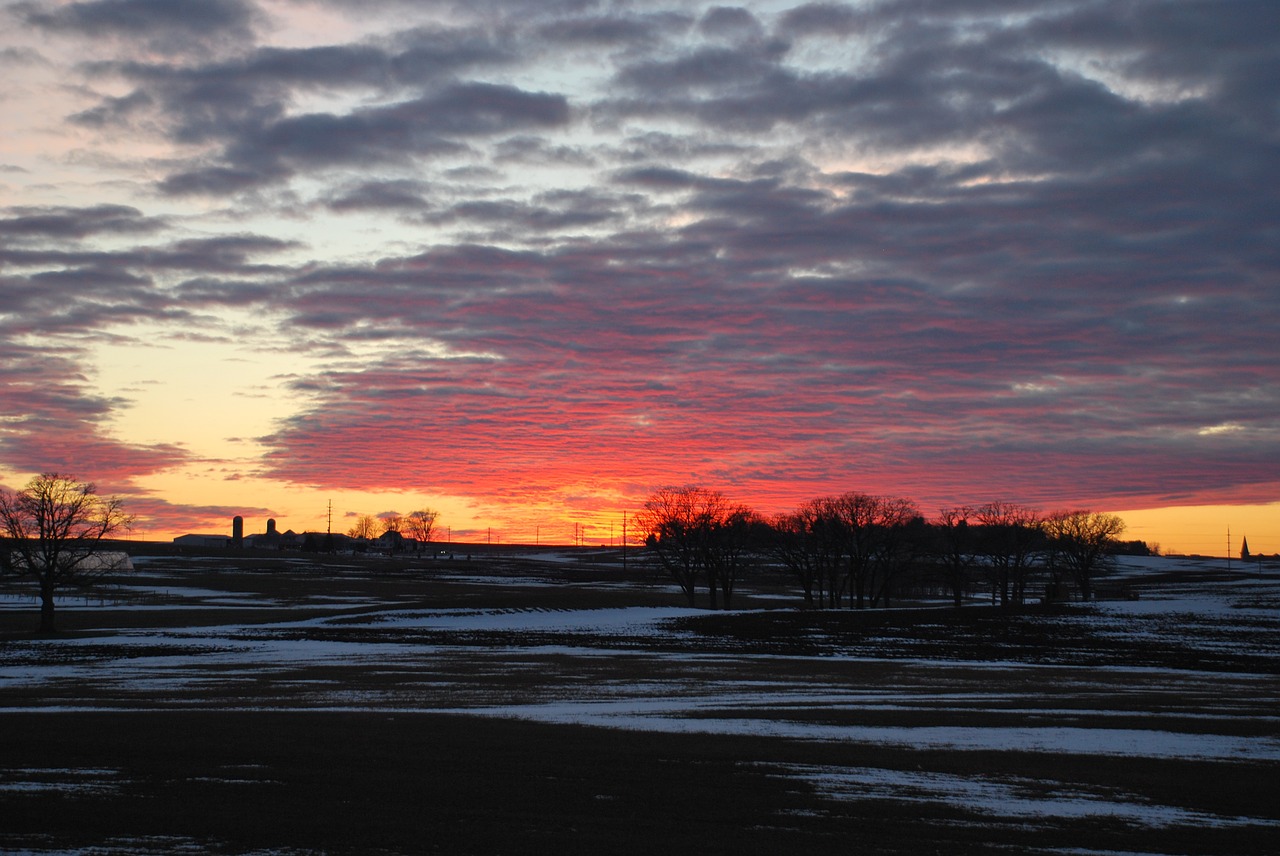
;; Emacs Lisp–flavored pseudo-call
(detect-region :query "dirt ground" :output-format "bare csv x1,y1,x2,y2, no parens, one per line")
1,548,1277,854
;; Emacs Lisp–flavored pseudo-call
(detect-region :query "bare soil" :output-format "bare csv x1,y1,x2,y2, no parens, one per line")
1,548,1277,855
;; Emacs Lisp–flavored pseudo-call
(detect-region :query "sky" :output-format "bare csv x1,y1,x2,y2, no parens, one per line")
1,0,1276,555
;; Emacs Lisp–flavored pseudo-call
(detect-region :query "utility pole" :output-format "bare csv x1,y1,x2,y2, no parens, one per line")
1227,527,1232,571
326,500,332,535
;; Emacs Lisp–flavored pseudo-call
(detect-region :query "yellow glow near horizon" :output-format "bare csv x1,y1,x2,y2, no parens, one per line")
122,469,1280,557
87,323,313,464
1112,503,1280,558
129,466,486,543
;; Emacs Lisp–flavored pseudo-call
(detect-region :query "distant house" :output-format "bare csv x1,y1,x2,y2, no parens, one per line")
376,530,408,554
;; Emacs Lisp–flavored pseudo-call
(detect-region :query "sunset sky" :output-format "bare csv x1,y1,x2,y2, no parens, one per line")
2,0,1276,555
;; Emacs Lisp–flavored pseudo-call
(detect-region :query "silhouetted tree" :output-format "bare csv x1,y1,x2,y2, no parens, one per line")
707,505,763,608
867,498,925,608
821,493,877,607
0,473,132,633
1042,510,1126,601
932,506,979,607
405,509,439,548
637,486,716,607
347,514,377,540
766,510,826,607
1111,539,1154,557
824,492,921,608
379,513,403,535
781,492,922,609
636,486,755,608
976,502,1044,605
778,496,852,607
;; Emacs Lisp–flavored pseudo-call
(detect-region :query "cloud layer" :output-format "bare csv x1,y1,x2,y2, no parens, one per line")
2,0,1277,535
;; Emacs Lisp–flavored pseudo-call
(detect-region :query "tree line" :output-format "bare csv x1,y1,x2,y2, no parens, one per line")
635,486,1132,610
1,473,1137,632
346,509,440,546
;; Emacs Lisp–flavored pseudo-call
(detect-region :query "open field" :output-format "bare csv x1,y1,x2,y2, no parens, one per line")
2,549,1278,854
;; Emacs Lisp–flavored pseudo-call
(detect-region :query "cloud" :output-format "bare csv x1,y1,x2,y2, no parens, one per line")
3,0,1277,530
422,188,632,233
776,3,864,38
614,42,787,94
18,0,260,57
0,205,166,241
698,6,766,42
0,214,299,336
241,191,1278,511
119,494,276,537
323,179,432,213
536,12,692,47
158,82,569,195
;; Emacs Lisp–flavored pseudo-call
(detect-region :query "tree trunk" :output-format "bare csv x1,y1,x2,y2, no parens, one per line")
39,580,56,633
1076,571,1093,602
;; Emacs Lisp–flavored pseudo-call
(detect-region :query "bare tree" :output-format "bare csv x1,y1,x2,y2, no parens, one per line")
379,513,403,535
0,473,132,633
932,506,979,608
636,486,720,607
1042,510,1126,601
706,504,762,608
823,492,921,608
405,509,439,549
866,496,924,608
975,502,1044,605
635,486,754,608
776,493,921,609
804,495,855,607
347,514,377,540
766,510,827,607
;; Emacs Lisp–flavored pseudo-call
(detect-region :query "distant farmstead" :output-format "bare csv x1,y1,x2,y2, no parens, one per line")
174,517,301,550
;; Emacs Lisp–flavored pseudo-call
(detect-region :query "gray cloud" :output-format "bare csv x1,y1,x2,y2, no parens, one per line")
0,204,166,241
19,0,259,56
776,2,863,37
323,179,433,213
4,0,1278,516
156,82,569,195
699,6,765,42
537,12,693,47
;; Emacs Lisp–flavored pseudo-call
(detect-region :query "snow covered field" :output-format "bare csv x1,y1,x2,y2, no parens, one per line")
1,551,1277,852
